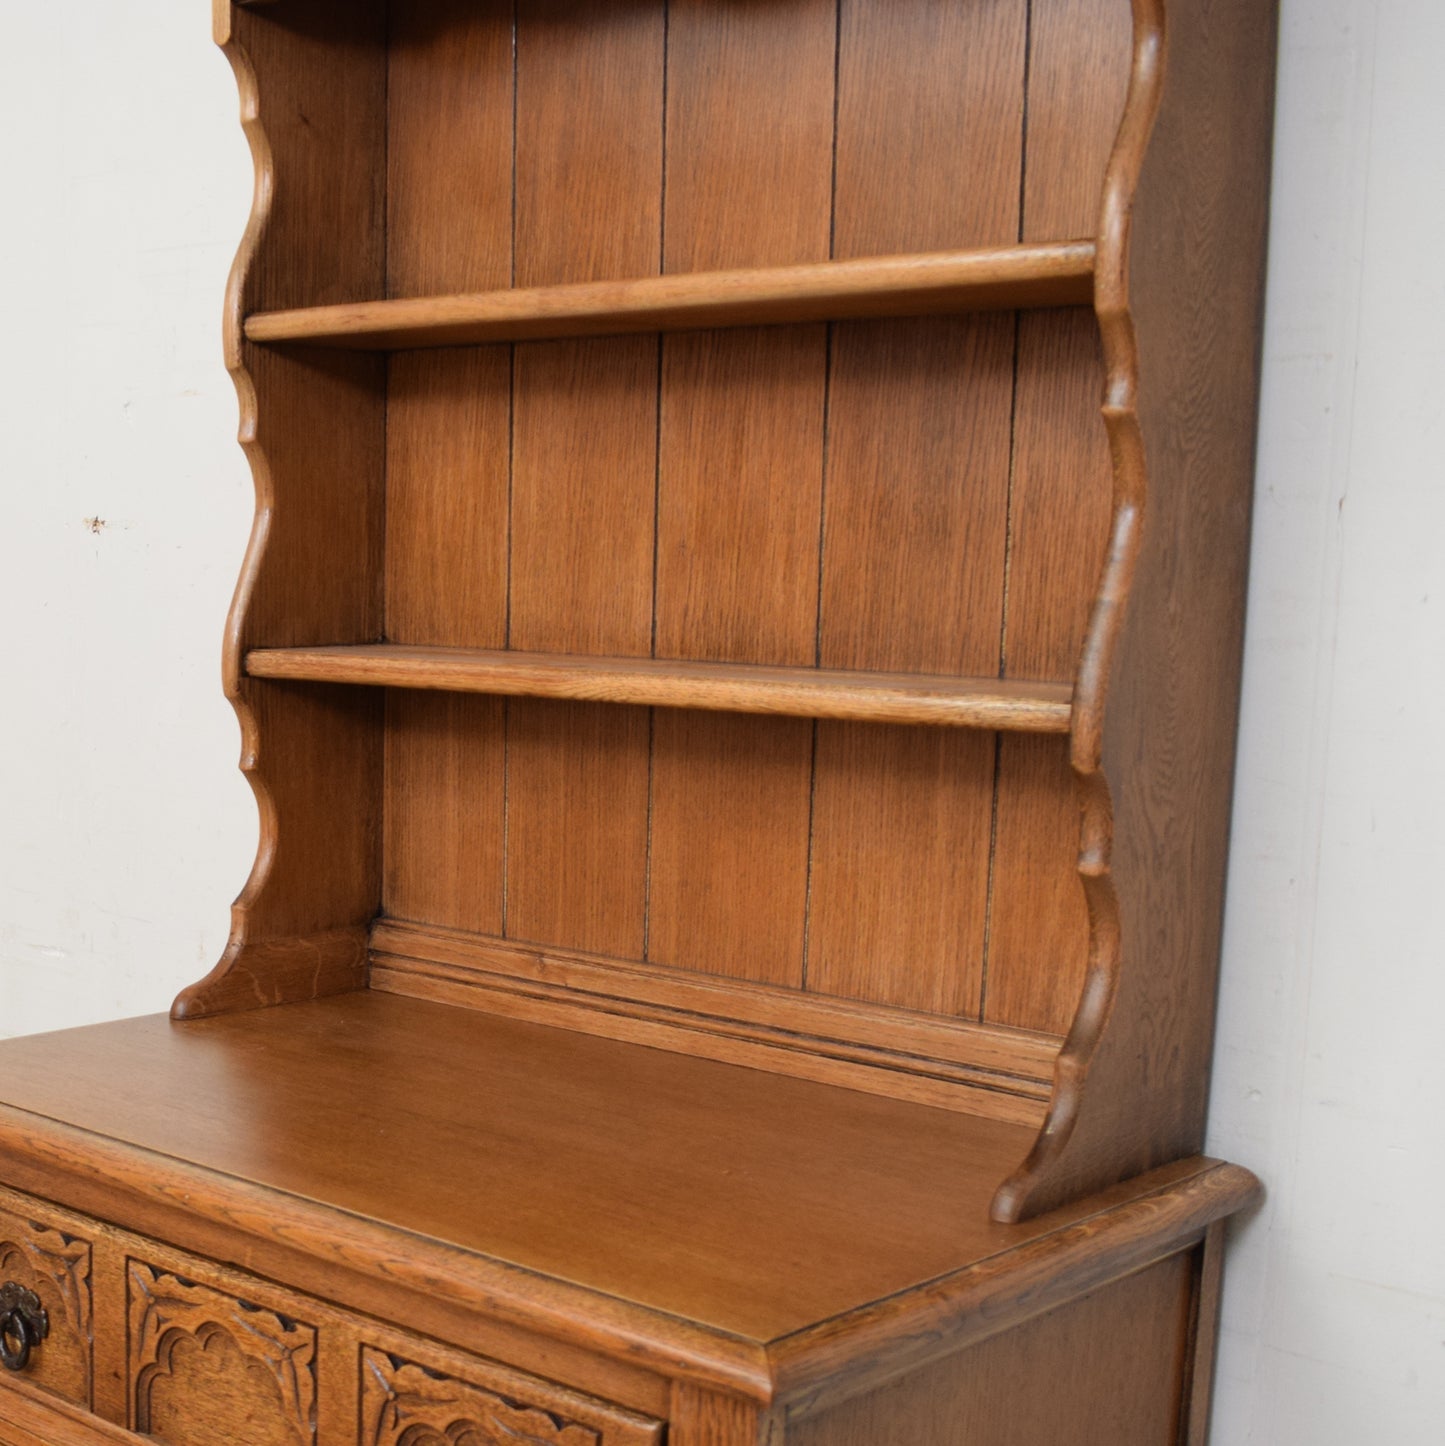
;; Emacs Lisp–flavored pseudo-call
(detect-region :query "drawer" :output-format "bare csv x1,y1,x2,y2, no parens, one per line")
0,1186,664,1445
126,1258,318,1444
119,1252,664,1445
357,1330,663,1446
0,1197,92,1410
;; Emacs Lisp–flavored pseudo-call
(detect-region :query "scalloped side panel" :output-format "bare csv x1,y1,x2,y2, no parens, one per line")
177,0,388,1019
996,0,1278,1220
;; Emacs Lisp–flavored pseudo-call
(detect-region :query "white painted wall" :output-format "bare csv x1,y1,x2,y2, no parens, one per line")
0,2,1439,1440
1207,2,1445,1440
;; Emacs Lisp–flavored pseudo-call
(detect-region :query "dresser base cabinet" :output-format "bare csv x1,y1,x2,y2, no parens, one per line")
2,0,1276,1440
0,1170,1235,1446
0,1002,1258,1445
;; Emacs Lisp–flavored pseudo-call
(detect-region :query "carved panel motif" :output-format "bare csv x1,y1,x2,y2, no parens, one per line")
361,1348,601,1446
0,1210,92,1405
127,1261,316,1445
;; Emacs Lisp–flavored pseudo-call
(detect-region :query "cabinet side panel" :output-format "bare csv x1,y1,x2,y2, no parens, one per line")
983,0,1130,1035
997,0,1279,1217
505,3,665,955
179,0,388,1017
808,0,1026,1017
648,0,835,985
789,1252,1195,1446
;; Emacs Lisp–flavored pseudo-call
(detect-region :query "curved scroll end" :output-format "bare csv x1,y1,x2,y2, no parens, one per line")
993,0,1168,1224
174,9,293,1021
172,927,370,1020
991,767,1123,1223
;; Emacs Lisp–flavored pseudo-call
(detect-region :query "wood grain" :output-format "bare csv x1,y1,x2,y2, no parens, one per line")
0,1379,139,1446
362,1348,614,1446
805,725,995,1017
647,711,814,986
369,923,1060,1081
247,646,1073,732
984,313,1114,1033
128,1261,316,1442
662,0,835,276
379,0,517,970
244,245,1097,348
69,12,1280,1441
386,0,513,299
655,325,827,668
832,0,1026,256
670,1385,780,1446
0,1055,1259,1417
505,702,651,957
981,0,1131,1038
807,0,1029,1023
369,922,1058,1122
0,1206,91,1409
1185,1220,1228,1446
383,692,505,934
788,1252,1194,1446
648,0,837,995
1023,0,1136,241
509,339,658,657
514,0,665,291
766,1161,1259,1418
384,346,510,648
0,993,1045,1346
181,0,388,1019
996,0,1281,1220
504,4,664,961
357,1323,662,1446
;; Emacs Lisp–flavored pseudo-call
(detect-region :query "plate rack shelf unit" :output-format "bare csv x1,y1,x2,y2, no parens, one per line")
0,1,1277,1442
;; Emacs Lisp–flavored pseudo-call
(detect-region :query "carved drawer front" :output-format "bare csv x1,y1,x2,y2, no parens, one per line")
0,1200,92,1409
360,1344,662,1446
128,1260,316,1445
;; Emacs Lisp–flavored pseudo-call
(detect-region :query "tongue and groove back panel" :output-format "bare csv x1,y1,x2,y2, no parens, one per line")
377,0,1131,1063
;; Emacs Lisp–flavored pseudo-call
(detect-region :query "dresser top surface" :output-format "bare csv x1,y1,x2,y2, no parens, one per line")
0,991,1060,1341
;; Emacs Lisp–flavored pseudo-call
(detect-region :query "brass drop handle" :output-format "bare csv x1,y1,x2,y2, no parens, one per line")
0,1284,48,1373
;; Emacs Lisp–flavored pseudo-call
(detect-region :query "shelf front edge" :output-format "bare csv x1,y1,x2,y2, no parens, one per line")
243,242,1097,349
244,646,1073,733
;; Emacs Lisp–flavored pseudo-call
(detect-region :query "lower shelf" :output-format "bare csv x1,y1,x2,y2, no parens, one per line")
244,645,1075,733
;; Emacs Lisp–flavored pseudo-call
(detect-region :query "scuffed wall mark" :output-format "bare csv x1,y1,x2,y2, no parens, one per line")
83,517,107,534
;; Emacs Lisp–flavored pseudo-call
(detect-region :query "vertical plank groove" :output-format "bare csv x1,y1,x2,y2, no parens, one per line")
983,0,1132,1033
808,0,1028,1018
383,1,516,943
647,0,836,987
502,0,666,955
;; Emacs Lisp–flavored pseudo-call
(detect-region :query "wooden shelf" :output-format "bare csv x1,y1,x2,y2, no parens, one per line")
243,242,1096,349
244,645,1074,733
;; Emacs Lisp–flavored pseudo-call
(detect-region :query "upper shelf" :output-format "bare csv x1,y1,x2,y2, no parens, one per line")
244,241,1096,350
244,645,1074,733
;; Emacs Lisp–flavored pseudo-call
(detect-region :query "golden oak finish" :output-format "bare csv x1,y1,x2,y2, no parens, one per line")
789,1253,1195,1446
128,1263,317,1443
0,1204,92,1410
0,1380,140,1446
245,245,1097,348
0,1,1277,1441
0,997,1259,1366
993,0,1280,1221
247,646,1074,732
